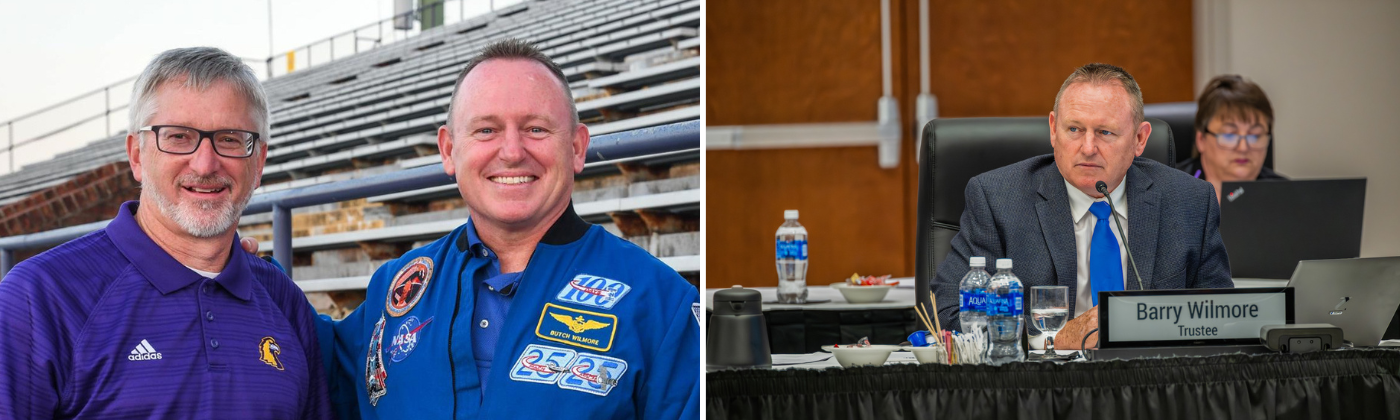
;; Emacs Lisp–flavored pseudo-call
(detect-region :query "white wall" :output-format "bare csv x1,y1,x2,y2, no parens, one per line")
1197,0,1400,257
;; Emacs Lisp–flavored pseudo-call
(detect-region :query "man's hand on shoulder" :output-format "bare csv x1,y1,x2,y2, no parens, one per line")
241,237,259,255
1055,306,1100,350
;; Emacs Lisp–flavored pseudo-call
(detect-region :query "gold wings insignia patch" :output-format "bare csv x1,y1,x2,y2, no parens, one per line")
550,312,612,333
536,303,618,352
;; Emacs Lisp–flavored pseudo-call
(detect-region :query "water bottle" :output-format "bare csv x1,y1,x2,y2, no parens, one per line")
958,257,990,334
985,258,1024,365
775,210,809,304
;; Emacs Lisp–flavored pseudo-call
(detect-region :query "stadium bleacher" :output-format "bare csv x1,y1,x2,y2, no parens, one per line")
0,0,700,317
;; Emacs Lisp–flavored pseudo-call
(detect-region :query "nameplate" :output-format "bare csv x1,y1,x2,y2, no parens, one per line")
1099,288,1294,348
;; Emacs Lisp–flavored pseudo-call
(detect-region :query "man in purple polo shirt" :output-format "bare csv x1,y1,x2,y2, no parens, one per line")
0,47,331,419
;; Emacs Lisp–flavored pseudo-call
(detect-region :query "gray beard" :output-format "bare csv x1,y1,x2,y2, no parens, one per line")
141,167,251,239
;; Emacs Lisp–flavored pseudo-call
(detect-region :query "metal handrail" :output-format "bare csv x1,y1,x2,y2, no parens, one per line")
16,104,131,150
1,76,137,124
1,76,137,175
0,120,699,278
263,0,511,78
1,0,514,175
0,59,255,175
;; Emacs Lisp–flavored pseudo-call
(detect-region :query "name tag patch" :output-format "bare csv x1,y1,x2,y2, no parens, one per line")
535,303,617,352
509,344,629,397
556,274,632,310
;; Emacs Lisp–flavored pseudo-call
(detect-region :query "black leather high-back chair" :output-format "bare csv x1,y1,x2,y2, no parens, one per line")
914,117,1176,312
1144,101,1274,170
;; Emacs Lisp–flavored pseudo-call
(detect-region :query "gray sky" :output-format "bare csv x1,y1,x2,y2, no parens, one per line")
0,0,517,173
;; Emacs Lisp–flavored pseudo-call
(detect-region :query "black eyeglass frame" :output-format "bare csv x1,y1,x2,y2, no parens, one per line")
1202,128,1271,150
138,125,262,158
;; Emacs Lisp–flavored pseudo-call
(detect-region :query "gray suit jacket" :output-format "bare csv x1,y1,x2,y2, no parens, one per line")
933,154,1233,331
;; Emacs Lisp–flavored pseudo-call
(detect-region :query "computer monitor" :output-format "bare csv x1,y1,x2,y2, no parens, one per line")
1219,179,1366,279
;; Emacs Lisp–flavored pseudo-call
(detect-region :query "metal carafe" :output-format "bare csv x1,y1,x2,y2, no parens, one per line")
707,286,772,369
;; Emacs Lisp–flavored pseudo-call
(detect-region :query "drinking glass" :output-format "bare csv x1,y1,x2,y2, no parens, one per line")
1029,286,1069,353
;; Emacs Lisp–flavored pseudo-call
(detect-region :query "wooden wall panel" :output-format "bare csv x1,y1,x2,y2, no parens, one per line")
706,0,886,125
707,0,914,288
924,0,1197,118
706,147,909,288
706,0,1195,288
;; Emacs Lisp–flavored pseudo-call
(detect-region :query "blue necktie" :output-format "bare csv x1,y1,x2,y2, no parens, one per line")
1088,201,1123,306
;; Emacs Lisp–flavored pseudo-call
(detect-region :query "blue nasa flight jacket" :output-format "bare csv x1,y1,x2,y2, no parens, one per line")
322,205,700,419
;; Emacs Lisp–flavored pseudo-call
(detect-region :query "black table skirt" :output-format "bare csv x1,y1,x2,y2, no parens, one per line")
708,349,1400,420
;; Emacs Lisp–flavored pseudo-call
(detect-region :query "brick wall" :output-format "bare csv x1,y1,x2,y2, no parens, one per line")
0,162,139,237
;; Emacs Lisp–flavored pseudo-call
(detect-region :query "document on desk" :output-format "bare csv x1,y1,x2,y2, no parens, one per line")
772,353,834,365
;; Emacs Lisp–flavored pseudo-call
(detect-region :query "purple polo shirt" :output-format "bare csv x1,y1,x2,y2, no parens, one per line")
0,201,331,419
461,218,524,393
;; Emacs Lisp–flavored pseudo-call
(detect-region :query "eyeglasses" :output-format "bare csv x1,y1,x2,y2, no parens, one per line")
1204,129,1270,149
139,125,261,158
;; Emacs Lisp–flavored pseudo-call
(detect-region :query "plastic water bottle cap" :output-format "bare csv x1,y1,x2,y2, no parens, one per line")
784,210,799,219
996,258,1013,269
969,257,986,267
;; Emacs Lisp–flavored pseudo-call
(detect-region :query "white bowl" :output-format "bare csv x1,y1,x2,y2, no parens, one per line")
902,345,950,365
820,344,900,367
829,282,893,304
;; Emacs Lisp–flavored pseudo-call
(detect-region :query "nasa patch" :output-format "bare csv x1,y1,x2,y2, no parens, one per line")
558,353,629,397
509,344,578,384
366,314,388,406
387,316,433,363
555,274,632,310
536,303,618,352
386,257,434,317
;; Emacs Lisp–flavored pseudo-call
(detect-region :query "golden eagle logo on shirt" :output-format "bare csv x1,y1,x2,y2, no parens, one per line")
550,313,612,333
259,337,285,370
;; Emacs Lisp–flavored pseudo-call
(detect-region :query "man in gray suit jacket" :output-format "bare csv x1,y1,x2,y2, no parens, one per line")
932,63,1233,348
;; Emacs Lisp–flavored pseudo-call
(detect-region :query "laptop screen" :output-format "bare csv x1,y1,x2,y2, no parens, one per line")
1287,257,1400,346
1219,179,1366,279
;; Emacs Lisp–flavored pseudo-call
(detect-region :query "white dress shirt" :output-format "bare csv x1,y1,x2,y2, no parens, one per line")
186,266,222,279
1064,180,1129,317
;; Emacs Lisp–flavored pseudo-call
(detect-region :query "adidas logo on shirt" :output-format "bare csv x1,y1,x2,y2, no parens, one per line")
128,339,163,361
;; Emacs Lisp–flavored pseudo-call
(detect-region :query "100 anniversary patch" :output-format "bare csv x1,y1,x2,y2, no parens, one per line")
555,274,632,310
535,303,618,352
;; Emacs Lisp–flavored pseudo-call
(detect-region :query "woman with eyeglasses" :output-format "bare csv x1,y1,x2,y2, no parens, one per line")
1176,75,1288,203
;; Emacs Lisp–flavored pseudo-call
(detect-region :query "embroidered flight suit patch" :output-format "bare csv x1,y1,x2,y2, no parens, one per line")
535,303,618,352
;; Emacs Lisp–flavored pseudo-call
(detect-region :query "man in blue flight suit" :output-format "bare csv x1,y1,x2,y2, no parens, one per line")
321,38,700,419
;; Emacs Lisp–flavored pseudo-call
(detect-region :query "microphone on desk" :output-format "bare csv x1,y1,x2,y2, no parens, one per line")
1097,180,1145,291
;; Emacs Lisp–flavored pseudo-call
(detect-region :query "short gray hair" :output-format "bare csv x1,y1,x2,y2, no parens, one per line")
1053,63,1145,124
129,47,269,143
445,38,577,129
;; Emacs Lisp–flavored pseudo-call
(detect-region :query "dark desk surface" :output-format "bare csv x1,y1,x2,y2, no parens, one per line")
708,349,1400,420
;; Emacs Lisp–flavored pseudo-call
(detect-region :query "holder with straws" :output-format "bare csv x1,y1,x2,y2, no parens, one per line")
911,291,986,365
